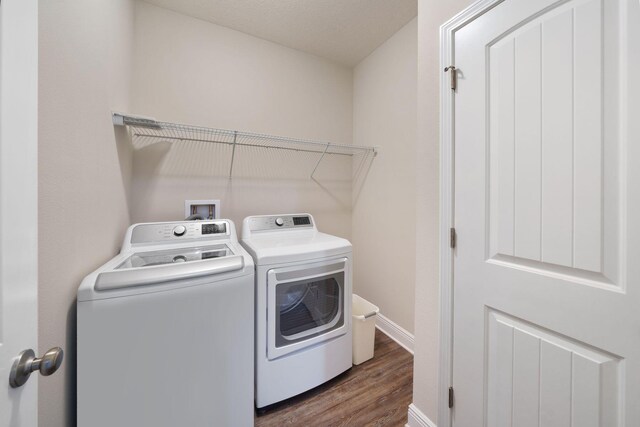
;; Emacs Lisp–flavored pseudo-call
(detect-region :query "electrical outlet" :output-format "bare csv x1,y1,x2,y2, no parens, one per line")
184,200,220,220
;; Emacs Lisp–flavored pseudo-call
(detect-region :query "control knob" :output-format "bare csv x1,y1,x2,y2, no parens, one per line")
275,218,284,227
173,225,187,236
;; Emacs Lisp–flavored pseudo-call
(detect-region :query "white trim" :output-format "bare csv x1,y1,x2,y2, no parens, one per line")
438,1,505,427
375,313,414,354
406,403,437,427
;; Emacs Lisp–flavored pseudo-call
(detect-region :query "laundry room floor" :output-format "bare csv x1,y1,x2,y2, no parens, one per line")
255,330,413,426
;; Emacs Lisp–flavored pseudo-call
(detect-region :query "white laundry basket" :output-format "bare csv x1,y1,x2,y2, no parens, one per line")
351,294,380,365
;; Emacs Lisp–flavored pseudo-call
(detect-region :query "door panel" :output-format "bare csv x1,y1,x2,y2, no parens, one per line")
513,24,542,262
572,0,605,273
452,0,639,425
0,0,39,424
487,0,618,283
541,10,573,267
486,310,620,426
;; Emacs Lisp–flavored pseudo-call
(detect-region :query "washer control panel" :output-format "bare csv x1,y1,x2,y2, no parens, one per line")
131,221,230,244
172,225,187,236
246,214,314,232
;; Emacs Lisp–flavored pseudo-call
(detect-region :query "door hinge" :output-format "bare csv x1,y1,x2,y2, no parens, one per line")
449,386,454,408
444,65,457,91
450,228,457,249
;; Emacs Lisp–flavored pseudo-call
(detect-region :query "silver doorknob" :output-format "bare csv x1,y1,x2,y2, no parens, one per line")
9,347,64,388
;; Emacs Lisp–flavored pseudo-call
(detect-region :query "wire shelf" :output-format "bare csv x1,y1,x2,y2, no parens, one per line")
113,113,377,181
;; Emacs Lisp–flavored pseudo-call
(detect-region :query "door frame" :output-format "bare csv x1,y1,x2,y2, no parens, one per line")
437,1,504,426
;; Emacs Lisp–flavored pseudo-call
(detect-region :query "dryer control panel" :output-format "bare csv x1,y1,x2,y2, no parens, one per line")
245,214,314,233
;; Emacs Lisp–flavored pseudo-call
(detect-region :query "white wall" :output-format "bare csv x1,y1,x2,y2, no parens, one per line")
411,0,474,423
129,2,354,238
352,18,418,334
38,0,134,425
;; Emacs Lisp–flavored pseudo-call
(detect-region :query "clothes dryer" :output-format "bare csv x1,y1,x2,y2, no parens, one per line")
241,214,352,408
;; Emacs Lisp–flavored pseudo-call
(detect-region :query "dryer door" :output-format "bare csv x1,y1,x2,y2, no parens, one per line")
267,257,349,360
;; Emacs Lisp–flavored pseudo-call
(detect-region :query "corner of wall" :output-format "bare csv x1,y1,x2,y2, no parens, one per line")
411,0,475,424
351,14,418,337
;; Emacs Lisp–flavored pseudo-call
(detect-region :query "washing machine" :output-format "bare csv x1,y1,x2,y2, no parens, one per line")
241,213,352,408
77,220,254,427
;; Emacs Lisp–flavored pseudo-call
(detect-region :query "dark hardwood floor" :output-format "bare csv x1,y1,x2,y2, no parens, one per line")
255,330,413,427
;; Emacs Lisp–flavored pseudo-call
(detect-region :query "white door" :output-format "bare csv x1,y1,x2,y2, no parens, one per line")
452,0,639,425
0,0,40,425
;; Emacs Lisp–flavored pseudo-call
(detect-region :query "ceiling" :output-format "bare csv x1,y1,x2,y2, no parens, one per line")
141,0,417,67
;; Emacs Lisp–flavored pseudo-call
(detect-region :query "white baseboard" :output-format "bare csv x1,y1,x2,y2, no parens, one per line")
375,313,414,354
406,403,437,427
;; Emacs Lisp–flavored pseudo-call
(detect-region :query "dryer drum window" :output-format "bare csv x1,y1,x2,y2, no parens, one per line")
275,272,344,347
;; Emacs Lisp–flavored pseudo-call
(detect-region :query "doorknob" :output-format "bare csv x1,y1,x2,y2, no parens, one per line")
9,347,64,388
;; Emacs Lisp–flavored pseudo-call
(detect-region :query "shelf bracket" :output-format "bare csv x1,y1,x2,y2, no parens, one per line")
310,143,330,180
229,131,238,178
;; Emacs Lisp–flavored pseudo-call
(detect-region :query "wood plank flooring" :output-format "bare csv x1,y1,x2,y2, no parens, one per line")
255,330,413,427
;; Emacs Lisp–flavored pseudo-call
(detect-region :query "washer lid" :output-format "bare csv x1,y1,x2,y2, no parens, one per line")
78,220,255,302
116,244,232,269
93,244,245,292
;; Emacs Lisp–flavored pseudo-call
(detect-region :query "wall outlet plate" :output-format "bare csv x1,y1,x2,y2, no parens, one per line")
184,199,220,220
